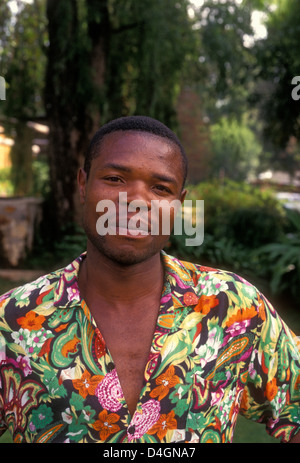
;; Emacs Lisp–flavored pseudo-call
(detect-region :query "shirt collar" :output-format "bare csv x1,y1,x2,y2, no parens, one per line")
54,250,200,310
53,252,86,307
161,251,200,309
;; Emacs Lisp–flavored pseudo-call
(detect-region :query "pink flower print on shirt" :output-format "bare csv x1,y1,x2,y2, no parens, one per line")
66,283,80,302
95,368,123,412
127,399,161,442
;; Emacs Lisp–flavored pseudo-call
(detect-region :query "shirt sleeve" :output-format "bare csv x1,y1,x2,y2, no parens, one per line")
240,293,300,442
0,331,8,437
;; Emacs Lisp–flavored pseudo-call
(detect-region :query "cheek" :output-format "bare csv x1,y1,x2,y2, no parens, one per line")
150,202,179,235
84,182,115,208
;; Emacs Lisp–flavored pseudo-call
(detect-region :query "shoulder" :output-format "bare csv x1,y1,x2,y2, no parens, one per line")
165,253,300,343
162,251,273,329
163,251,258,295
0,268,63,320
0,253,85,317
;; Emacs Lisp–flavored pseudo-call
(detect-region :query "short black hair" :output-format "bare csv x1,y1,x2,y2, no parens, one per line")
84,115,188,187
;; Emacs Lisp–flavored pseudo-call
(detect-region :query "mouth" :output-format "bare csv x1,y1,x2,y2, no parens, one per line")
97,216,151,238
115,223,150,238
96,211,163,238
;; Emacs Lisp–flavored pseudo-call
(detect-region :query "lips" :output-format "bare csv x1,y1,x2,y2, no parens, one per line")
103,211,152,236
115,225,149,236
119,211,150,229
96,208,163,238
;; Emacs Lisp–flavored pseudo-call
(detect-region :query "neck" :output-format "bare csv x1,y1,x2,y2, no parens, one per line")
78,244,164,309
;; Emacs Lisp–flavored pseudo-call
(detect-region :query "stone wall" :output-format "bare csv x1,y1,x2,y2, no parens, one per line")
0,197,43,267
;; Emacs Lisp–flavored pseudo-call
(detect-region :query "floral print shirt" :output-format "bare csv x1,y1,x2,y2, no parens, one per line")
0,251,299,443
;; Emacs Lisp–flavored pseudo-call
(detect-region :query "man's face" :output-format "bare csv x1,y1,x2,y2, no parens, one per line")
78,130,186,265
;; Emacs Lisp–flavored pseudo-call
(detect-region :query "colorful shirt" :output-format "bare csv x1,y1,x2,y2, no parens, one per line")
0,251,299,443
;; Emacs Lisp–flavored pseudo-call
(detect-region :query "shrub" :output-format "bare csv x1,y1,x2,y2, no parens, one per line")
168,181,300,300
257,208,300,301
178,180,286,249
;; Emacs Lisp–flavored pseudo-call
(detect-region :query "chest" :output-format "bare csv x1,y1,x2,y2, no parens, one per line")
91,303,160,416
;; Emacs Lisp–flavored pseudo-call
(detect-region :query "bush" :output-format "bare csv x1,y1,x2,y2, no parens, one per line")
167,180,292,291
180,180,286,248
210,117,261,181
225,206,284,248
25,222,87,270
257,208,300,301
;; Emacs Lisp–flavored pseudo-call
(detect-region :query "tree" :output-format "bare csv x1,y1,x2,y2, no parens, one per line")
45,0,110,230
192,0,257,123
106,0,195,126
0,0,46,195
1,0,195,231
210,117,261,181
45,0,195,231
254,0,300,156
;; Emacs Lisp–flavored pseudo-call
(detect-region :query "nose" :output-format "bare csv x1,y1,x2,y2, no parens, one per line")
116,182,151,232
123,181,151,209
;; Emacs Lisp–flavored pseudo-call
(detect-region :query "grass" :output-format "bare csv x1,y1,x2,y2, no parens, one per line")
234,416,278,443
0,431,13,443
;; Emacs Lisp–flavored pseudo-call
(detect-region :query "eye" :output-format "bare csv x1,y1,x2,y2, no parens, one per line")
153,184,172,194
104,176,123,183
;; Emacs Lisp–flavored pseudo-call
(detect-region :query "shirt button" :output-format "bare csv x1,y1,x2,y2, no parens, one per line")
128,425,136,435
107,362,114,372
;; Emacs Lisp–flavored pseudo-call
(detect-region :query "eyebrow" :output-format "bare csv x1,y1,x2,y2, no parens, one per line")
102,162,132,173
101,163,178,185
152,173,178,185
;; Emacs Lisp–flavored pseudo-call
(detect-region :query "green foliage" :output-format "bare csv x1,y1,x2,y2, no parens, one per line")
0,1,47,197
257,209,300,301
186,180,286,244
209,117,262,181
169,181,300,301
52,224,87,264
0,167,13,196
31,155,50,197
106,0,195,127
1,0,299,236
168,180,294,294
0,148,50,198
254,0,300,151
0,0,47,119
193,0,257,122
9,122,33,196
26,222,87,270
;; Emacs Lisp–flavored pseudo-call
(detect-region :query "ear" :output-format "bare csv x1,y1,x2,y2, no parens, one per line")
77,168,87,204
179,188,187,204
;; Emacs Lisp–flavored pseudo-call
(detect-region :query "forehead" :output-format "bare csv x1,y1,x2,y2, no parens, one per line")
94,130,183,173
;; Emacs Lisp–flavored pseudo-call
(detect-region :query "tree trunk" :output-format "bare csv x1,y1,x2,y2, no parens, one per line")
10,121,34,196
45,0,110,232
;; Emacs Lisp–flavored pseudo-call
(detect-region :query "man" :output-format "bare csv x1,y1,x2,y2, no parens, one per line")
0,116,299,443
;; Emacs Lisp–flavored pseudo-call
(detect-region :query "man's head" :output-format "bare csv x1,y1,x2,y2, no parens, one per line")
84,115,188,190
78,116,188,266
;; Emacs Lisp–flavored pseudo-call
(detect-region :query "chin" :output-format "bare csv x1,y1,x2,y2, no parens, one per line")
85,226,168,266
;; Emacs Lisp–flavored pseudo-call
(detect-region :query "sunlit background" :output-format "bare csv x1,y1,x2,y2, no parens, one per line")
0,0,299,443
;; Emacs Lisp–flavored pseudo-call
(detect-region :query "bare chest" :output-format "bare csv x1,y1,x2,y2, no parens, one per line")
92,305,159,416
